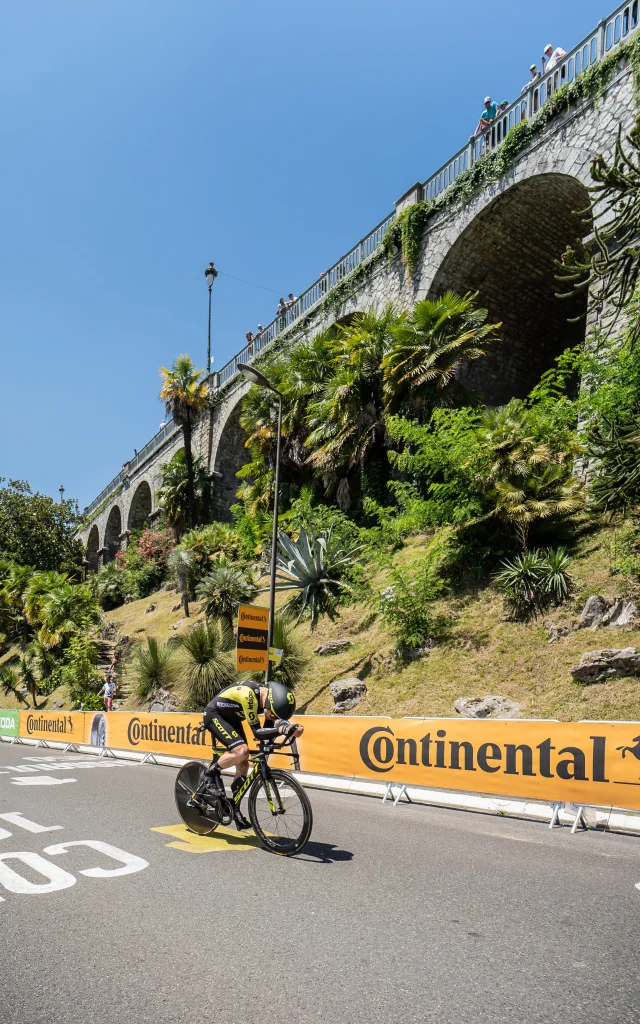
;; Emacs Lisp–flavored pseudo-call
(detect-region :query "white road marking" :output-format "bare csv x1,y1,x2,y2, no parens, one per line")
0,852,76,895
44,840,149,878
10,777,76,786
0,812,62,833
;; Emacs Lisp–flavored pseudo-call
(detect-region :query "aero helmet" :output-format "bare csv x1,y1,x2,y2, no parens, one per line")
266,681,296,720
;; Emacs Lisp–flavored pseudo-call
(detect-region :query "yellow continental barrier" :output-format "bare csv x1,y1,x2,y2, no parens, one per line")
7,710,640,811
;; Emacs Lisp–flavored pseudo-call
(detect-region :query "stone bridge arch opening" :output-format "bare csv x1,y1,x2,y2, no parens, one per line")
213,399,249,520
128,480,153,533
104,506,122,563
86,525,100,572
428,173,592,405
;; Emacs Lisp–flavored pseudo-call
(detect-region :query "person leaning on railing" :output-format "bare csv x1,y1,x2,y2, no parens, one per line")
542,42,566,73
245,330,254,358
521,63,540,93
470,96,498,140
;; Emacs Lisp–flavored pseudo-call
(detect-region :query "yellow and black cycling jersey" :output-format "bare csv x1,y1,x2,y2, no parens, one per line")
204,683,262,727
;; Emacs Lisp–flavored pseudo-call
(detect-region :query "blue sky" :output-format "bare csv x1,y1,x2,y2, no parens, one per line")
1,0,608,508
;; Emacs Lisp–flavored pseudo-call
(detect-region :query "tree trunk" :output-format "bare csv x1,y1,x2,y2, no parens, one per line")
178,566,190,618
182,416,196,531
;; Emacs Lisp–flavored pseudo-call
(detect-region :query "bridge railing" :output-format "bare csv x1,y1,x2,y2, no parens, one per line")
83,0,638,518
215,210,396,389
83,419,180,517
424,0,638,198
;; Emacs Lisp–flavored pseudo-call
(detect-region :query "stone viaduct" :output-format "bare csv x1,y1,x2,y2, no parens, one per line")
78,7,639,566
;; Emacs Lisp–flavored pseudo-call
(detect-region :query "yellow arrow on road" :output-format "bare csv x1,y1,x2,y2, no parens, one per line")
151,823,262,853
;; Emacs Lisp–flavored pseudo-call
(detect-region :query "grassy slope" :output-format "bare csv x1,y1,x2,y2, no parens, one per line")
104,525,640,722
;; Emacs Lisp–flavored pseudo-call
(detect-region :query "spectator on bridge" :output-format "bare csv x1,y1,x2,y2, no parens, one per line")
522,64,540,93
276,298,287,331
245,330,254,356
255,325,264,351
99,673,116,712
287,292,297,307
471,97,497,139
542,43,566,72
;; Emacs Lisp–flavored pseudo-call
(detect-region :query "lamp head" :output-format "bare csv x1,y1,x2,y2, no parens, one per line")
238,362,280,394
204,261,218,289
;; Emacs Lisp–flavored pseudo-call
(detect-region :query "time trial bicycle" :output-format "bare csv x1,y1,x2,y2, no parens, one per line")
174,725,312,856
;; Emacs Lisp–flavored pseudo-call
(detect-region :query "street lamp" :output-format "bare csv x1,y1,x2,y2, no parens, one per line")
58,485,65,502
204,262,218,379
238,362,282,684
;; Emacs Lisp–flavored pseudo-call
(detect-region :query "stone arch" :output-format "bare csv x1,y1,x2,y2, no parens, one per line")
427,172,592,404
127,480,153,532
212,397,249,520
103,506,122,563
86,525,100,572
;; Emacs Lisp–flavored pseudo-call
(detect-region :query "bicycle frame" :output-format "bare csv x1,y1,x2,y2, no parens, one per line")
205,737,297,814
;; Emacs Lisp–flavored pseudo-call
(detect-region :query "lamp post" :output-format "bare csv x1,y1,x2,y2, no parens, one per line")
238,362,282,683
204,262,218,380
58,485,65,503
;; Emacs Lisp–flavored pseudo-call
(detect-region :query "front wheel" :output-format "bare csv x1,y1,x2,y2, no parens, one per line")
248,768,312,856
175,761,219,836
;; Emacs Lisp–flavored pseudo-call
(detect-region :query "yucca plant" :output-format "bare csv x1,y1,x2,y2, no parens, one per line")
167,548,196,618
169,619,235,705
196,564,257,629
269,612,308,688
274,525,362,628
542,547,575,605
135,637,177,699
493,551,549,621
0,665,28,707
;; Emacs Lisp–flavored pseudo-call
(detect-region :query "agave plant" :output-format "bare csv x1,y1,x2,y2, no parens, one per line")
169,619,235,705
274,525,362,628
492,550,549,621
135,637,177,699
196,564,257,629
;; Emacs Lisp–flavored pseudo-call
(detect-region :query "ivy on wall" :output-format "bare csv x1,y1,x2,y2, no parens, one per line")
384,34,640,274
83,484,124,526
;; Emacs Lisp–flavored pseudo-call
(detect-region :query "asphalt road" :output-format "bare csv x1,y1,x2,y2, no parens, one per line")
0,743,639,1024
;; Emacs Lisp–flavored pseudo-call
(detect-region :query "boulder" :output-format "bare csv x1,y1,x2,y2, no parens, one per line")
577,595,610,629
330,677,367,713
145,603,157,614
315,640,352,656
171,603,182,613
571,647,640,684
124,595,135,604
454,695,522,719
576,595,639,630
547,624,572,643
147,688,178,713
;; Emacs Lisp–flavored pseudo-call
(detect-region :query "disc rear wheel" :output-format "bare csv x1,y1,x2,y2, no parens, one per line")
175,761,219,836
248,768,312,855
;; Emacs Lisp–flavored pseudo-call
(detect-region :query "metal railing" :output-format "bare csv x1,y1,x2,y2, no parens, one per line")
215,210,396,389
84,419,180,517
84,0,638,517
423,0,638,201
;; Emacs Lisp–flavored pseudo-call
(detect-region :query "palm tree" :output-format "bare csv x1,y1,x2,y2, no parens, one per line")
18,651,39,707
135,637,177,699
169,619,235,705
167,548,196,618
159,355,209,530
157,449,214,541
0,665,29,707
196,564,257,629
383,291,501,419
305,307,398,508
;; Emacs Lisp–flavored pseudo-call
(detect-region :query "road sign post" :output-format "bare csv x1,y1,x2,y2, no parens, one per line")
236,605,269,672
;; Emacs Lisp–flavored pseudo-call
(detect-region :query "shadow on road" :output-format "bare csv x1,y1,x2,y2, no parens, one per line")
294,840,354,864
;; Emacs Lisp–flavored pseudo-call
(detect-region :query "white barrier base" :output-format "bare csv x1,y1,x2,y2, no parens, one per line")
3,736,639,837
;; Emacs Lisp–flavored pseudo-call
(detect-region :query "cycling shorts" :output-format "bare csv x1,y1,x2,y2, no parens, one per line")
203,708,247,751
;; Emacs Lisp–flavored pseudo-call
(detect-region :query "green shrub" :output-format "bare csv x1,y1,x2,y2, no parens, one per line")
135,637,177,699
493,548,574,621
168,619,235,705
379,533,452,653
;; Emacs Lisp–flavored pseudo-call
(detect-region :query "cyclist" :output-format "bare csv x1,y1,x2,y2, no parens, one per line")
201,680,303,830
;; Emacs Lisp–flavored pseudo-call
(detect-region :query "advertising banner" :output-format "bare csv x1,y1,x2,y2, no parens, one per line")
7,709,640,812
0,710,19,737
294,716,640,811
19,710,88,744
236,604,269,672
